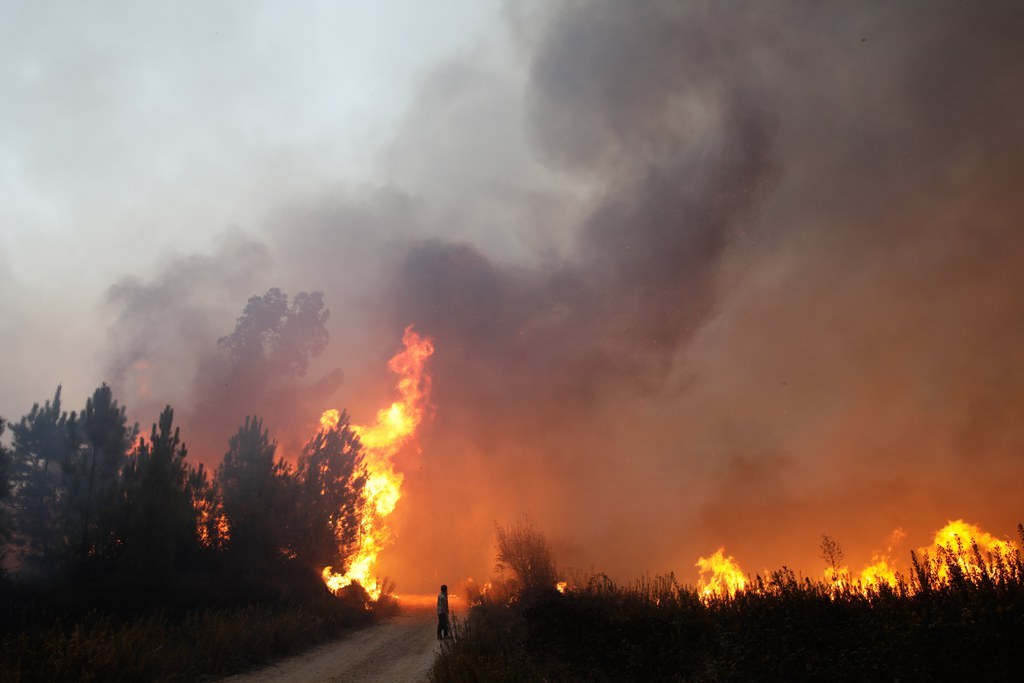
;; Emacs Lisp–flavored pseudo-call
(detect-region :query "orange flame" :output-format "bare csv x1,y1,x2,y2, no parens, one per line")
696,547,748,601
922,519,1017,584
321,326,434,599
815,521,1018,597
854,554,899,590
825,527,905,592
696,521,1019,601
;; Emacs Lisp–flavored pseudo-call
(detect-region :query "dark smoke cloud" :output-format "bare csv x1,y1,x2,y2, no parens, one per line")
377,0,1024,588
388,111,772,427
100,0,1024,591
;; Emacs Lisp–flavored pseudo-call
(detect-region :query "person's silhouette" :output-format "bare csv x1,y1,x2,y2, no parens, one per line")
437,584,450,640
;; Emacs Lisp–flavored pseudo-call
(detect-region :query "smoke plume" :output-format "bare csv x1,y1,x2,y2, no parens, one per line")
376,0,1024,588
100,0,1024,591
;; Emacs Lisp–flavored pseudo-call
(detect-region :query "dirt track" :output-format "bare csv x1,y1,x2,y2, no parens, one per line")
221,602,445,683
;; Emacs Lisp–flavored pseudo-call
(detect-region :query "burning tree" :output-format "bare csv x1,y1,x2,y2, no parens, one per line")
292,412,366,574
0,317,434,608
320,326,434,599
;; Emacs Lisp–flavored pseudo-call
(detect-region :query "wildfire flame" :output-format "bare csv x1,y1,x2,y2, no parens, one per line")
853,554,899,590
827,520,1017,593
826,527,905,591
320,326,434,599
702,520,1018,600
924,519,1017,583
696,547,748,601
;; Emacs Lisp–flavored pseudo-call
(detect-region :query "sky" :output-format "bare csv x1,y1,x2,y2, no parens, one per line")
2,0,1024,593
0,0,512,412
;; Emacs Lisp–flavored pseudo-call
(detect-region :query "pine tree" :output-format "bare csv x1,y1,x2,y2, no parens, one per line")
63,384,137,576
217,288,329,378
119,406,197,586
9,386,73,577
216,416,291,562
0,417,13,566
292,412,366,572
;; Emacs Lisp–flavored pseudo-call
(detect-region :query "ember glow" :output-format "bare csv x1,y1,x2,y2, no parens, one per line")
321,326,434,598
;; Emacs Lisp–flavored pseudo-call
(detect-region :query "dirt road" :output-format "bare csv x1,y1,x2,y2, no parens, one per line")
221,599,449,683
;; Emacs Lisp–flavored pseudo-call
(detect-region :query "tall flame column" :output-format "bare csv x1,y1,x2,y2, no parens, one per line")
320,326,434,599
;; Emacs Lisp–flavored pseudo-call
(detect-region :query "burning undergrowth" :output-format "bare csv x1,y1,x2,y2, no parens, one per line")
434,519,1024,682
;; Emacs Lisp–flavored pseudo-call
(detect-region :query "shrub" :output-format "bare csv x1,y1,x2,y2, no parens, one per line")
494,520,558,598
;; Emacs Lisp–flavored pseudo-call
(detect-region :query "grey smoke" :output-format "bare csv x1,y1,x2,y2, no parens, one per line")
99,0,1024,590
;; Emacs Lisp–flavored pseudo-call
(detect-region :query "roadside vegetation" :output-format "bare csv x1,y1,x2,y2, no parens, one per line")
0,289,395,682
433,522,1024,681
0,590,376,682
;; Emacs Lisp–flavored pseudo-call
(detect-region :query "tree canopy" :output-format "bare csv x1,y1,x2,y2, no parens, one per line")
218,288,329,379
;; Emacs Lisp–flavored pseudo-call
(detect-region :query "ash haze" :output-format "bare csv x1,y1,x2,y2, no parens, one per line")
3,0,1024,594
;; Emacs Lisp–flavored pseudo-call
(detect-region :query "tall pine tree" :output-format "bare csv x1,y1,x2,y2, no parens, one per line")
119,406,197,587
217,416,291,563
9,386,73,577
0,417,12,567
63,384,137,576
292,412,365,572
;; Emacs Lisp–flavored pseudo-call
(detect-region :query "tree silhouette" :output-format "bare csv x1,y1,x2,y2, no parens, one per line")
63,384,138,576
292,413,366,572
190,287,338,461
9,386,73,577
216,416,291,562
0,417,12,566
189,462,227,552
820,534,845,581
217,288,329,379
119,406,197,585
495,519,559,596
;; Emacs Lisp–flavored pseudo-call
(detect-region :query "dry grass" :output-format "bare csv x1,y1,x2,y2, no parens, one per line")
0,598,377,682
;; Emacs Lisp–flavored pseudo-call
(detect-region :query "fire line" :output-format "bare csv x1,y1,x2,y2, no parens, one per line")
697,519,1019,600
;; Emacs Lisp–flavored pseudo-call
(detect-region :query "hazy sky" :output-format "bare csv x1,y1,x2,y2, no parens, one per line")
3,1,1023,593
0,0,512,415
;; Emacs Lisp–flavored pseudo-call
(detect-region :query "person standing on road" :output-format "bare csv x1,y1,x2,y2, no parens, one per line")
437,584,450,640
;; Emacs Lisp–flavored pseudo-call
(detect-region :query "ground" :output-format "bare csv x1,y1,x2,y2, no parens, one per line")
220,596,456,683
